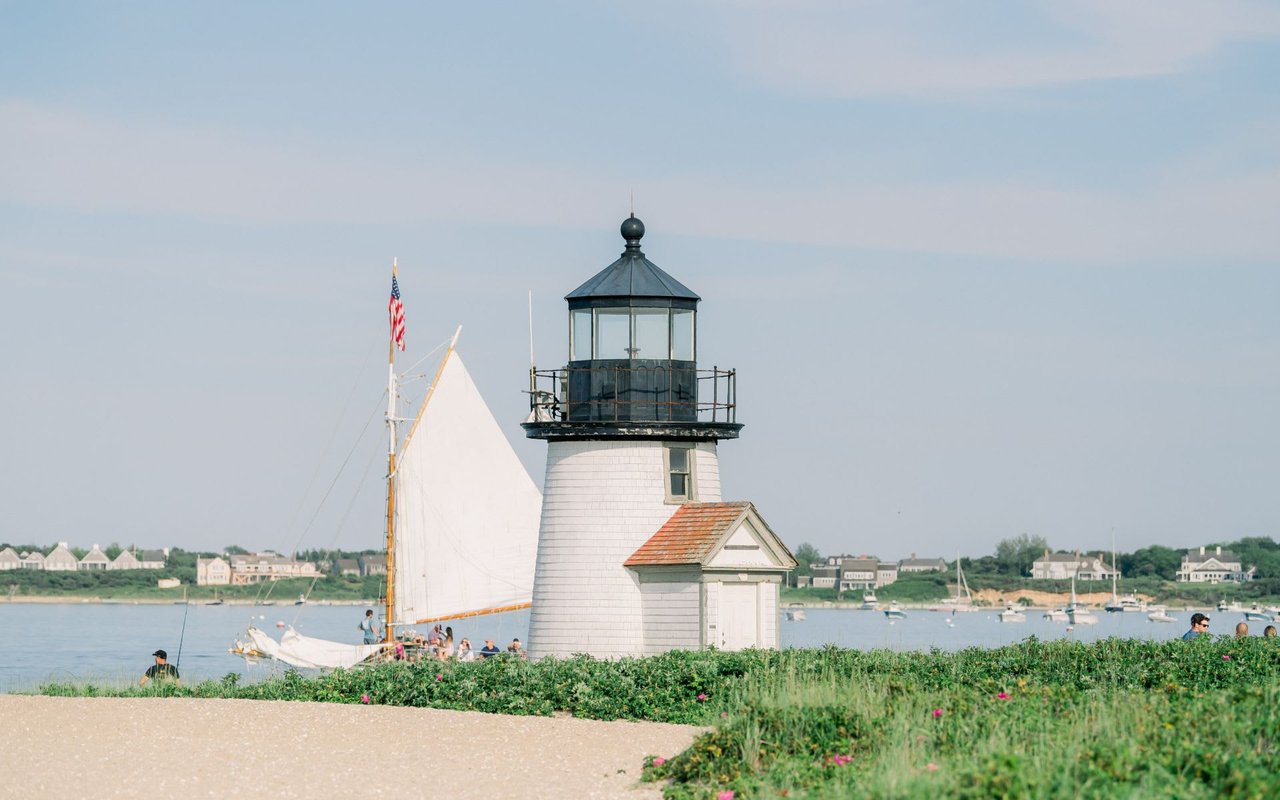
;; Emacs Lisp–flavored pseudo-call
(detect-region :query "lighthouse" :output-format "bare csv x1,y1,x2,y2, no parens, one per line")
523,215,795,660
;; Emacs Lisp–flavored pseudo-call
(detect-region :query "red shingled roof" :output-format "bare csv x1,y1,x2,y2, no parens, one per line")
624,502,753,567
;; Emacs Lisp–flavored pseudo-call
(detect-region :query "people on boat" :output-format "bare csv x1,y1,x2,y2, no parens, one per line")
480,638,500,658
426,624,443,646
139,649,180,686
457,638,476,662
1182,613,1210,640
1236,621,1250,638
507,638,525,658
360,609,380,645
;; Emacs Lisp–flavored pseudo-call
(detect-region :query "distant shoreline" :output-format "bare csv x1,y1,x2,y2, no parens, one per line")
0,596,374,606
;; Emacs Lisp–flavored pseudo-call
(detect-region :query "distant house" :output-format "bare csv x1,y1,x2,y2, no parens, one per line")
19,551,45,570
137,549,168,570
78,544,111,571
44,543,79,572
1031,551,1118,581
876,562,899,588
837,557,879,592
0,547,21,570
1177,546,1249,583
335,558,361,577
228,552,319,585
110,550,141,570
196,556,231,586
809,563,837,589
899,554,948,574
358,556,387,577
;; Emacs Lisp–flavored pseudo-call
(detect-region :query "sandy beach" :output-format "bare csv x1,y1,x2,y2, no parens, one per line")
0,696,702,799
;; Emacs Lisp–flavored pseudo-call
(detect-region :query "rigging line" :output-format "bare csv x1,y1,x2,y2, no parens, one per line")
292,435,382,624
260,393,384,612
282,336,383,556
286,391,387,558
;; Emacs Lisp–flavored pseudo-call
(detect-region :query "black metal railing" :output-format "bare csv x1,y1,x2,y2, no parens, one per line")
527,363,736,424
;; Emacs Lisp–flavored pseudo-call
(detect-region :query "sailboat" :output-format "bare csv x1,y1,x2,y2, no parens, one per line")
235,267,543,670
937,554,976,612
1103,534,1143,613
1065,572,1098,626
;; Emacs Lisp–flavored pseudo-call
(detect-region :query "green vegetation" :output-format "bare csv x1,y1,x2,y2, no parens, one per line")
37,638,1280,798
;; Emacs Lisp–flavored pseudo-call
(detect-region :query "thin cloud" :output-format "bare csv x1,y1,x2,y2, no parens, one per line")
1,101,1276,264
707,0,1280,97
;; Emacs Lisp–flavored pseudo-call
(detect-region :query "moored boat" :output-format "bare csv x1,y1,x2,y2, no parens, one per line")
883,601,907,620
1147,605,1177,623
998,605,1027,623
860,590,879,611
784,603,807,622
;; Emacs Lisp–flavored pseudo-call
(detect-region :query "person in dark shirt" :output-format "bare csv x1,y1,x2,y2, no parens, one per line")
479,638,501,658
140,649,180,686
1182,613,1210,641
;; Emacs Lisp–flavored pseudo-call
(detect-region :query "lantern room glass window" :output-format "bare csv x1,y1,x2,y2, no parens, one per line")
571,309,593,361
595,309,631,359
632,308,669,359
570,307,698,360
672,309,694,361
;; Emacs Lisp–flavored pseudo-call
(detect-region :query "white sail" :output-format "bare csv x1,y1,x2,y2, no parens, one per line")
391,348,542,625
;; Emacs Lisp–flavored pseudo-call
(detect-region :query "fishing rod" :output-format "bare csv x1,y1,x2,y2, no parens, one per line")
175,594,191,669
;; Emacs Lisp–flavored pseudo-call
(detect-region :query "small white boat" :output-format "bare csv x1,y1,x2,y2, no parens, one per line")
1243,605,1273,623
860,590,880,611
883,601,907,620
998,605,1027,623
1067,606,1099,625
1066,573,1098,625
1218,600,1243,613
1147,605,1177,623
784,603,807,622
1043,608,1070,623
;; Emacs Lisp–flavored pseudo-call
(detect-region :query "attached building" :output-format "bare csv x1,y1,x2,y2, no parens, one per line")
623,502,796,653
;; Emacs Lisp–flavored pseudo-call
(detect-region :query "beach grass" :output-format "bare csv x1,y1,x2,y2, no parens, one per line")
36,637,1280,798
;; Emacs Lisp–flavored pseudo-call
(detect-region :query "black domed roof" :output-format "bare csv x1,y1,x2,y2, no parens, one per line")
565,215,700,303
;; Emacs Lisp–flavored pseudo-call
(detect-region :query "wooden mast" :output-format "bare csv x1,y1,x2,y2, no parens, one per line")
383,258,399,644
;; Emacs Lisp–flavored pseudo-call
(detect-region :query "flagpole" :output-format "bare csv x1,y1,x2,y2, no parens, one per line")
384,258,399,645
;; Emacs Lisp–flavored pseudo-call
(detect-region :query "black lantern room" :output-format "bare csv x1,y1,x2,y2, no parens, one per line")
523,216,740,440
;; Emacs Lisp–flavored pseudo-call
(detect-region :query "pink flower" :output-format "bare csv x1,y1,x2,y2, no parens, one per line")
717,792,735,800
652,757,666,766
925,762,939,772
996,692,1010,700
435,673,443,681
932,708,944,718
720,711,729,718
697,693,708,701
1222,655,1231,661
360,694,370,704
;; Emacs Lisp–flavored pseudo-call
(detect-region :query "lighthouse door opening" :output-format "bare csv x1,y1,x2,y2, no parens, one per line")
719,582,760,650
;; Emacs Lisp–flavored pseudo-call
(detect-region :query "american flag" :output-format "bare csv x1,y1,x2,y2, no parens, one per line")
389,274,406,351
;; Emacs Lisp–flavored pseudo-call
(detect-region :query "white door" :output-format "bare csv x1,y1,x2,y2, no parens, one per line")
719,583,759,650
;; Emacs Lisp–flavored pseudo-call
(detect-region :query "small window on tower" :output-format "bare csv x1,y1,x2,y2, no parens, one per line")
665,444,695,503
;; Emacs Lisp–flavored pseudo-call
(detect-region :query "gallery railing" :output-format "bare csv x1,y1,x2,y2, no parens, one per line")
526,363,736,424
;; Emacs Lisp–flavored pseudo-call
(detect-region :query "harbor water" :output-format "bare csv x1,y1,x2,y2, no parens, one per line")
0,602,1212,693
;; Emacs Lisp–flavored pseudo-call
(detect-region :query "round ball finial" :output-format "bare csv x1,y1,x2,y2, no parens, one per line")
620,214,645,245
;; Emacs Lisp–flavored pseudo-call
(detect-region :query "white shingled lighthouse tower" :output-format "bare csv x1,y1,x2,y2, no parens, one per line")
523,216,795,660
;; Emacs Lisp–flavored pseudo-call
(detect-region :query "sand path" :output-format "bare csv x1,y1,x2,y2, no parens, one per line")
0,696,702,799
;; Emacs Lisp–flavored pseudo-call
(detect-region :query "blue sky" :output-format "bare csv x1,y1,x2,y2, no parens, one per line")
2,1,1277,561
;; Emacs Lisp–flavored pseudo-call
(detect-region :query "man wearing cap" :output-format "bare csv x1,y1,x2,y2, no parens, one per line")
1182,613,1211,640
139,649,181,686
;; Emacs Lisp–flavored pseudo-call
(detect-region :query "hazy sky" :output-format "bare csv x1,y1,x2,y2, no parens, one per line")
2,2,1277,561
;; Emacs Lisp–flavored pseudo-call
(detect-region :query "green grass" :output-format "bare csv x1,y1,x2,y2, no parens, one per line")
35,638,1280,798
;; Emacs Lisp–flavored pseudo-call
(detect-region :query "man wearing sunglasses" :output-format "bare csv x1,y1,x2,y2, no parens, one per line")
1182,612,1210,640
